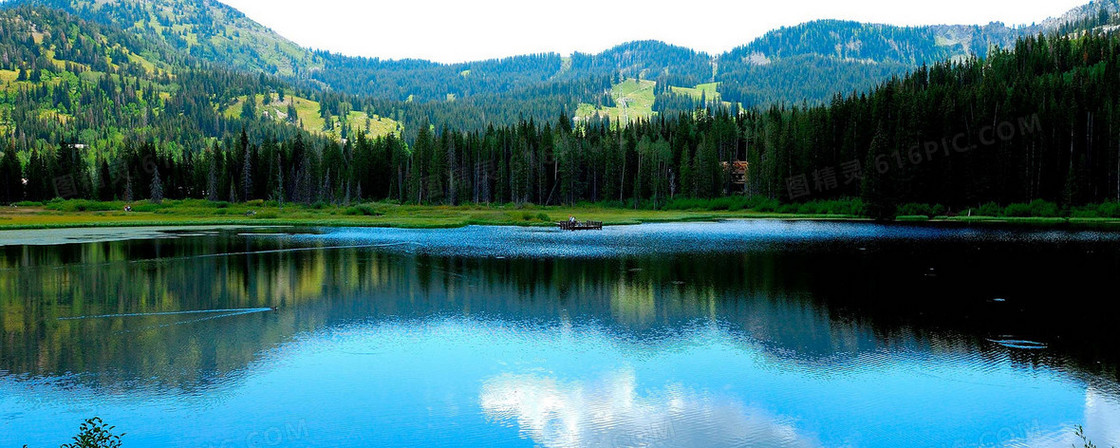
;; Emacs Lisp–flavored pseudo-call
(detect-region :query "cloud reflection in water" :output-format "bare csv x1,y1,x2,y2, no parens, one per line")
480,369,821,448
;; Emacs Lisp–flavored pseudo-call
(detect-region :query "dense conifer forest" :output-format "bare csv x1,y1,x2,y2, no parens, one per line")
2,1,1120,219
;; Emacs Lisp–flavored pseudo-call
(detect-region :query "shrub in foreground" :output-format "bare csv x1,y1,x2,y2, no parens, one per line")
60,417,124,448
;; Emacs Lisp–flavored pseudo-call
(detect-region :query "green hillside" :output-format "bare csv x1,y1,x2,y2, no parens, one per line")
15,0,321,76
222,93,402,140
575,78,657,124
0,4,343,205
669,82,735,109
0,5,181,150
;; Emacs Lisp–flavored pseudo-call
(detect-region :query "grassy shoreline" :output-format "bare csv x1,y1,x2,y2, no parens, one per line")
0,199,863,231
3,199,1120,231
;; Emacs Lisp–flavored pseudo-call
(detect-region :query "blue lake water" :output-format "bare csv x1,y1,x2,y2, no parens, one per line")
1,221,1118,447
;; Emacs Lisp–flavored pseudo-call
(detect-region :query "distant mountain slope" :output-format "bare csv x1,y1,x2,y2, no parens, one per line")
311,39,716,102
714,20,1038,106
566,40,714,85
312,52,564,102
11,0,321,76
714,0,1120,106
725,20,1028,66
1043,0,1120,31
0,4,311,156
4,0,1118,121
0,4,180,77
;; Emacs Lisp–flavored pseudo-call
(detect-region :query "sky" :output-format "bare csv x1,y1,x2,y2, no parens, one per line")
216,0,1091,63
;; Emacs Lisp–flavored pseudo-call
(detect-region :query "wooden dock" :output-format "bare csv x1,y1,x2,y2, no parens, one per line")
557,220,603,231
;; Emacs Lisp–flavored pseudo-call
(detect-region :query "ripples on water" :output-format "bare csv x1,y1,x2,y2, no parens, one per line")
1,221,1119,447
283,221,1120,256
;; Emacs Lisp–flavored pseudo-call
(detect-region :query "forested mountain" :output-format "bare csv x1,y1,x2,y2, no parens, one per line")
715,20,1031,106
263,40,714,103
347,31,1120,212
9,0,1115,112
0,4,335,203
566,40,714,86
1045,0,1120,31
747,31,1120,215
13,0,320,76
312,53,562,102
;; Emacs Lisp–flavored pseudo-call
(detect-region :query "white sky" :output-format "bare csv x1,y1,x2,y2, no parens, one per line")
217,0,1090,63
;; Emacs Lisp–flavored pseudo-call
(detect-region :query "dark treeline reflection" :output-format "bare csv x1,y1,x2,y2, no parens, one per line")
1,227,1118,391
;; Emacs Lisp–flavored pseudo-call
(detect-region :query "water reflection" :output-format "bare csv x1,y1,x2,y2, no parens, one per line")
1,222,1119,447
480,370,819,448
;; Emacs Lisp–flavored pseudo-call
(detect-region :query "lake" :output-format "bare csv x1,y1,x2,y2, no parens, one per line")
1,221,1118,447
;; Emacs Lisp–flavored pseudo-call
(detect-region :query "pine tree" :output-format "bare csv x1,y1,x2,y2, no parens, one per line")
679,148,694,198
1,146,22,204
272,152,284,207
97,159,112,201
241,94,257,120
150,166,163,204
241,146,253,202
124,172,133,203
861,125,894,220
320,168,332,204
207,154,219,202
410,124,432,203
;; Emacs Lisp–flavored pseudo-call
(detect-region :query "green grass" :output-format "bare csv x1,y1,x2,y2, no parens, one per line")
575,78,657,125
576,80,741,126
0,69,18,84
347,110,401,139
222,94,401,140
0,199,866,231
7,199,1120,231
669,82,736,109
669,82,718,100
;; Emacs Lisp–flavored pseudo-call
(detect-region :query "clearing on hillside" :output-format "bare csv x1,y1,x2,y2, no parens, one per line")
574,78,657,125
669,82,737,109
223,94,402,140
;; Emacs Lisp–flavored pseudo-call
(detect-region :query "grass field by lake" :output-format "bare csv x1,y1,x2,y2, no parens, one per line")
0,199,866,230
4,199,1120,231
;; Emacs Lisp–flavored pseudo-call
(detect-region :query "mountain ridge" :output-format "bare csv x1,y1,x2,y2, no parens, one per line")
6,0,1115,108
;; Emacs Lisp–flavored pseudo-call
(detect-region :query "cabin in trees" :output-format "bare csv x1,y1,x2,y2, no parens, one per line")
724,161,749,186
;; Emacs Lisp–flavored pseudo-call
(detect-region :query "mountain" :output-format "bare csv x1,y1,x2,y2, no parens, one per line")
713,20,1034,105
0,3,326,196
8,0,1117,112
1044,0,1120,31
712,0,1120,106
11,0,321,76
297,40,714,103
2,0,1118,139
